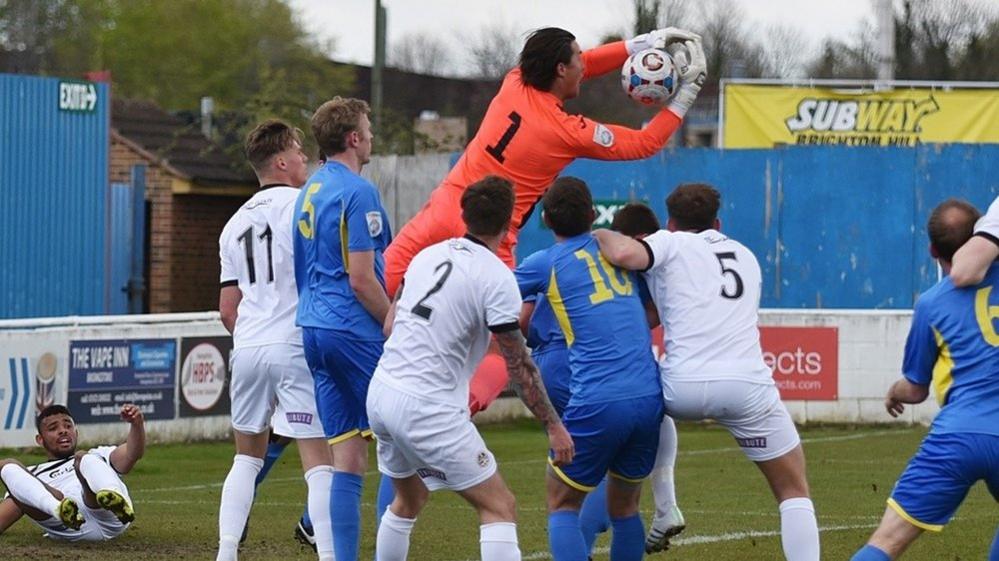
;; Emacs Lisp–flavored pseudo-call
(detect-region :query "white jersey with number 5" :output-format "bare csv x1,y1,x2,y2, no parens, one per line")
640,229,771,383
219,186,301,349
974,196,999,243
373,236,522,409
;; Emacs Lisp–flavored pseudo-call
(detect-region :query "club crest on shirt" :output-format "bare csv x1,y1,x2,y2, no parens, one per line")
593,123,615,148
366,211,383,237
477,451,490,468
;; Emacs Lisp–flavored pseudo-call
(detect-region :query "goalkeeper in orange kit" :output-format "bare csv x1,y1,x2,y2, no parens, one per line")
384,26,707,414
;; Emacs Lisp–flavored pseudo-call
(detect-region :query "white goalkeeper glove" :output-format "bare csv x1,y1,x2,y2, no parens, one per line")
665,38,707,119
626,27,701,55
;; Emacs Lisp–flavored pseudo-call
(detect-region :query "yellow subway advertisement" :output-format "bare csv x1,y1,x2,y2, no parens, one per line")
722,83,999,148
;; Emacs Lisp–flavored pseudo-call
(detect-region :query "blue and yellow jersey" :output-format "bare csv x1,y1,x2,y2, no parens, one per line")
293,161,392,340
515,233,660,407
525,293,566,354
902,262,999,436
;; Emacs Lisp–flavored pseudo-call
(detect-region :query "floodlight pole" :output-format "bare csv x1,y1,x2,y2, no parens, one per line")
372,0,387,128
875,0,895,86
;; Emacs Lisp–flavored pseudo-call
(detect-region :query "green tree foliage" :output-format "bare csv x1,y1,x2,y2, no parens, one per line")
1,0,353,156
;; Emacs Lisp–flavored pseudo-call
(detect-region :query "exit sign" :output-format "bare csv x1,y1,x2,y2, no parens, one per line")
58,81,98,113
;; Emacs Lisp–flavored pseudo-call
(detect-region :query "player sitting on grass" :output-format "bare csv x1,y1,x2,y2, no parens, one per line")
0,404,144,542
594,184,819,561
515,178,665,561
850,199,999,561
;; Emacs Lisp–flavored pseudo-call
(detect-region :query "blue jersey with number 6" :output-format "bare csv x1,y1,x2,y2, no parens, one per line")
902,262,999,436
514,234,660,407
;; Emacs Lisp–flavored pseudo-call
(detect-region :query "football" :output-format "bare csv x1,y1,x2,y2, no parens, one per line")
621,48,678,106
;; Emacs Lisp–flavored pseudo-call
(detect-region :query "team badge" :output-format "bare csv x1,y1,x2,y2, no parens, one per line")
477,451,490,468
593,123,615,147
366,211,383,237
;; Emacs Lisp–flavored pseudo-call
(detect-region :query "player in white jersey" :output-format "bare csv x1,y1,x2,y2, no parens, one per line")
594,183,820,561
951,195,999,287
367,176,573,561
216,119,333,561
0,404,143,541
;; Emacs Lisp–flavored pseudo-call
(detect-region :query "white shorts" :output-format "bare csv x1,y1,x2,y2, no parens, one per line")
663,379,800,462
230,344,324,439
35,489,131,542
367,379,497,492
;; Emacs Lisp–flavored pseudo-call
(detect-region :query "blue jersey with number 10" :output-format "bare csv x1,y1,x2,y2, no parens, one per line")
515,233,660,407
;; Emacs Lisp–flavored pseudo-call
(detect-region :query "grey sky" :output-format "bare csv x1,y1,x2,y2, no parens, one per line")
290,0,875,70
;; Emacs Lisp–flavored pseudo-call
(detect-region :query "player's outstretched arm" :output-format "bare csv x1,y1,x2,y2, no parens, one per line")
593,229,651,271
109,404,146,475
884,379,930,417
494,330,574,465
951,236,999,287
348,250,391,324
0,497,24,535
583,28,701,80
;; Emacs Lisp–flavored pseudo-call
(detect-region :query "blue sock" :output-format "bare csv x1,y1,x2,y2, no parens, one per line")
990,526,999,561
331,472,363,561
851,544,891,561
372,475,395,561
300,503,312,532
375,475,394,525
548,510,588,561
579,478,610,554
254,440,289,488
609,514,645,561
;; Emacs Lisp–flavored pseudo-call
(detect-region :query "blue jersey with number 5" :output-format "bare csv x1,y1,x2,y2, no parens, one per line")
293,161,392,339
514,233,660,407
902,262,999,436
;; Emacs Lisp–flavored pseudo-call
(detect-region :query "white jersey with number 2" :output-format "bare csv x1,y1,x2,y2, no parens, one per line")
373,236,522,409
640,229,771,383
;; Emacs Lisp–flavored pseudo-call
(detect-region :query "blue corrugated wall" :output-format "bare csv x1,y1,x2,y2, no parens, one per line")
0,74,109,319
516,144,999,309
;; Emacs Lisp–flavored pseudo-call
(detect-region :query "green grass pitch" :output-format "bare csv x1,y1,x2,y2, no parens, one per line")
1,422,996,560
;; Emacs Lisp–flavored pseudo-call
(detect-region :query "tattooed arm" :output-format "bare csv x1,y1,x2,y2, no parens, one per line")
494,329,574,465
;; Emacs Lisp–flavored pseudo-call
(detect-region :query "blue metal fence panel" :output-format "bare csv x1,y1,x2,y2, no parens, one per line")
0,74,109,319
516,144,999,309
108,182,131,314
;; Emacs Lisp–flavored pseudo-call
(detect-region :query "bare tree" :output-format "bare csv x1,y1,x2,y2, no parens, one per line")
755,24,810,79
461,20,522,80
389,31,455,77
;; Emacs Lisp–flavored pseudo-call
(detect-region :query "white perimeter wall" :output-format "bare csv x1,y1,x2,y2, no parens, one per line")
0,309,933,448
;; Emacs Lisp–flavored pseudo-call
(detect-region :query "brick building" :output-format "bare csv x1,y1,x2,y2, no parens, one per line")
111,99,256,313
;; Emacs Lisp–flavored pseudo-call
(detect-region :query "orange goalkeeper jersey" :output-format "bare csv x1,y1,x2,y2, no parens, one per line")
384,41,683,297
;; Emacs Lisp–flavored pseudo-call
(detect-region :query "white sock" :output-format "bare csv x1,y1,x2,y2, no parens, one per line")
305,465,335,561
78,453,128,498
778,497,820,561
376,508,416,561
216,454,263,561
480,522,521,561
652,415,679,518
0,463,61,518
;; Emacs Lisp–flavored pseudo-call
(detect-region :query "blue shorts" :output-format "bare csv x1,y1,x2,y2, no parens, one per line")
302,327,383,444
549,394,665,491
889,431,999,531
533,345,570,417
